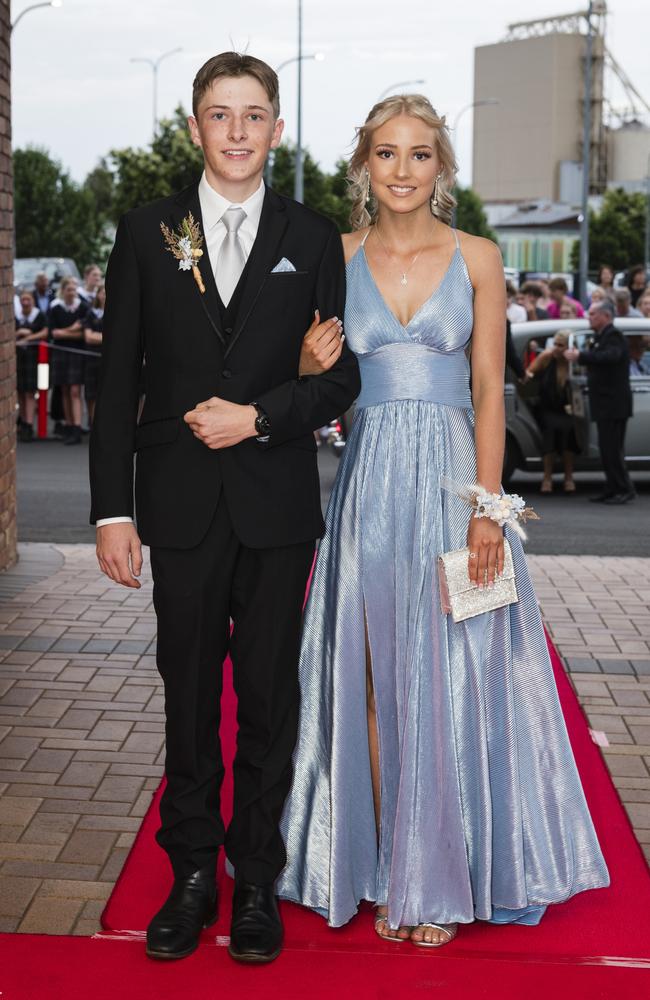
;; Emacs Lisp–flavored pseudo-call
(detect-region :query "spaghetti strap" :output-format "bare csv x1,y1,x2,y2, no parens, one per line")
452,227,460,249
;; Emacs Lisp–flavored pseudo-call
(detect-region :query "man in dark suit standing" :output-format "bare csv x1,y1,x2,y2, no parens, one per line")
89,52,360,965
565,299,634,504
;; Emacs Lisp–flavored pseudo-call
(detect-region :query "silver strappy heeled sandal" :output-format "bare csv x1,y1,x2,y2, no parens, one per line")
411,922,458,948
374,911,411,943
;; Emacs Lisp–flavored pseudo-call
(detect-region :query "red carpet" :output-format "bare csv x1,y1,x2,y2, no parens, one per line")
7,636,647,1000
100,638,650,966
1,932,648,1000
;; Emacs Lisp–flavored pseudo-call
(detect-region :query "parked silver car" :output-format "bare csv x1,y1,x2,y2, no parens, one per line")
14,257,80,293
504,319,650,483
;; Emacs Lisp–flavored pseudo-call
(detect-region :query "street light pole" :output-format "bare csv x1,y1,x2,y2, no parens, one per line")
295,0,304,203
451,99,499,226
645,153,650,275
378,79,425,101
267,52,323,188
578,1,594,305
276,53,322,75
131,47,183,140
11,0,62,33
452,99,500,142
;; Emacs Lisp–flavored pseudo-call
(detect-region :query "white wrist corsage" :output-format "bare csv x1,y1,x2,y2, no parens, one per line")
441,477,539,539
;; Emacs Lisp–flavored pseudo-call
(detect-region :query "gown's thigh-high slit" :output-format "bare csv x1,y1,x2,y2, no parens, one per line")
364,610,382,842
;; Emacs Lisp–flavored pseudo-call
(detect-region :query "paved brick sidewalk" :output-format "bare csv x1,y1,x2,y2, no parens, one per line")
0,545,648,935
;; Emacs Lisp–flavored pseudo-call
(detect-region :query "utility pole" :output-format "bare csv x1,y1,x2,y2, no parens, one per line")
645,154,650,275
578,1,594,304
294,0,304,203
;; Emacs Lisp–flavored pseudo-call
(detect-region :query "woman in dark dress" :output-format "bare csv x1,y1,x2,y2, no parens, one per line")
15,290,47,442
526,330,578,493
83,284,105,425
49,277,89,445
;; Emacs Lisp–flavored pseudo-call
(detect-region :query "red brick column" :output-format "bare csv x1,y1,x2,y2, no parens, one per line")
0,0,17,571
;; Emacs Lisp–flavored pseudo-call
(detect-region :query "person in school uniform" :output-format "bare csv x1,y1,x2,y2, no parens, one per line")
15,290,47,441
49,277,89,445
83,284,105,425
78,264,103,303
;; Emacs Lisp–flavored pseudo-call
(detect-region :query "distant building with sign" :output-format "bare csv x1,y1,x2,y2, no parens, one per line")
493,201,581,274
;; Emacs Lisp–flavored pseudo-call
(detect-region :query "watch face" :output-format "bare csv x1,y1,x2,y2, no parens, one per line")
256,413,270,435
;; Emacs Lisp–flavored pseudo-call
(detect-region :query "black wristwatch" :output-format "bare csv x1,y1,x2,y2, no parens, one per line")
251,402,271,437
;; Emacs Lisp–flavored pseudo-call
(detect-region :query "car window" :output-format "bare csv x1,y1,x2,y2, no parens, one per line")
630,347,650,378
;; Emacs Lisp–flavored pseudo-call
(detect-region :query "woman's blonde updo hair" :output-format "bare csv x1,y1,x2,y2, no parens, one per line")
348,94,458,231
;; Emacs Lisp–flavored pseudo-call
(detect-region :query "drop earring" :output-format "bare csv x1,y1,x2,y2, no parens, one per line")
364,168,372,206
431,172,442,211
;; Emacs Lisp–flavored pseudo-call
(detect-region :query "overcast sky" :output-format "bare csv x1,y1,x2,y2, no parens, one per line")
9,0,650,188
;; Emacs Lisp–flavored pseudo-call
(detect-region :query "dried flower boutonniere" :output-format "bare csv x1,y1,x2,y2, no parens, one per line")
160,213,205,293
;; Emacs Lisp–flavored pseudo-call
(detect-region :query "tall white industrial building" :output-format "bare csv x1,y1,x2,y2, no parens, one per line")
471,5,650,271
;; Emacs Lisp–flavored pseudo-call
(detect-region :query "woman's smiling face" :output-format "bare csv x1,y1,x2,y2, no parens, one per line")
367,114,440,217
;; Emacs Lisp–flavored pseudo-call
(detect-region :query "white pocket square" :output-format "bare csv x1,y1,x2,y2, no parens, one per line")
271,257,297,273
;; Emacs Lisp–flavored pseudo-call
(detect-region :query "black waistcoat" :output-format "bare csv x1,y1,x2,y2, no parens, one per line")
214,252,254,335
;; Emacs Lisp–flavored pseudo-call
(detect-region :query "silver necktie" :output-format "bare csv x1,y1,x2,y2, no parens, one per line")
216,206,247,306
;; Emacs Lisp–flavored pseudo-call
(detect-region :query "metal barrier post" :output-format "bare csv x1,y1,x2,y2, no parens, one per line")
36,342,49,440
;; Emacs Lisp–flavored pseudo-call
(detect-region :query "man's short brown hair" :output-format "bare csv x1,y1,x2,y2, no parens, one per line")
548,277,568,293
192,52,280,118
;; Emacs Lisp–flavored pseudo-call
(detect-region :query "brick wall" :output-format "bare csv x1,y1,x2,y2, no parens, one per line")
0,0,17,571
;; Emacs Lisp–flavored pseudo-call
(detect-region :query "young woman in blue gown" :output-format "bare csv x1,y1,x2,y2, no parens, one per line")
277,95,609,947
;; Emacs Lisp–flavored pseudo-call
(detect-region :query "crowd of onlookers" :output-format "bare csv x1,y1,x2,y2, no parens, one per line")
14,265,104,444
506,265,650,327
13,257,650,503
504,263,649,503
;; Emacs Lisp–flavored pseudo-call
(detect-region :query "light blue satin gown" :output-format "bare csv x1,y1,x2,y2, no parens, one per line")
277,228,609,930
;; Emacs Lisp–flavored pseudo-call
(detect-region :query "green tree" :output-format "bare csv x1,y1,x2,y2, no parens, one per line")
83,158,116,222
454,187,497,241
13,146,108,266
268,144,352,231
569,187,646,272
108,106,203,219
109,111,353,229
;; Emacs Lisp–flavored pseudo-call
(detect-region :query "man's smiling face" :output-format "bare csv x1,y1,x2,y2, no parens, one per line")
189,75,284,196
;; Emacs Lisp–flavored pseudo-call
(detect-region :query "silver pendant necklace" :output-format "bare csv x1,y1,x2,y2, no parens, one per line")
373,225,426,285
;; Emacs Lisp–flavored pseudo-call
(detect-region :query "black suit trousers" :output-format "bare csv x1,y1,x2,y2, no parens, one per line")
596,419,633,495
150,494,314,884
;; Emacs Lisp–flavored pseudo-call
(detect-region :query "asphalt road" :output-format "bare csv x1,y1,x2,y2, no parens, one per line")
16,434,650,556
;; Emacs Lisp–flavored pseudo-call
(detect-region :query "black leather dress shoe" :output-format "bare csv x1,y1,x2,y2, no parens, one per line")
228,881,283,964
589,492,615,503
146,865,218,960
604,491,636,505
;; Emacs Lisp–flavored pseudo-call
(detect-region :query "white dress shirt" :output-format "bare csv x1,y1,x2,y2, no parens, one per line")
97,174,266,528
198,171,265,277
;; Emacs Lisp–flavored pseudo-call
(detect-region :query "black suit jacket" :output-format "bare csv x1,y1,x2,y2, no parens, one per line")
578,323,632,422
89,181,360,549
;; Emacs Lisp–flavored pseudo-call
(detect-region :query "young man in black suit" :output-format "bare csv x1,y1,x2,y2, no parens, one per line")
565,299,634,504
90,52,360,965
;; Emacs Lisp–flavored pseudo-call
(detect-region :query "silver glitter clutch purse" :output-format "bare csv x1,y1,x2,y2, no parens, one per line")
438,540,518,623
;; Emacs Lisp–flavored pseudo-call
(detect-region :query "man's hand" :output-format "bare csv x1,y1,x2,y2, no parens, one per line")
96,522,143,589
299,310,344,376
564,348,580,362
184,397,257,449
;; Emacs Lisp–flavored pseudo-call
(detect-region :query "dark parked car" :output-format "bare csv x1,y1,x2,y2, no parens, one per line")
504,318,650,483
